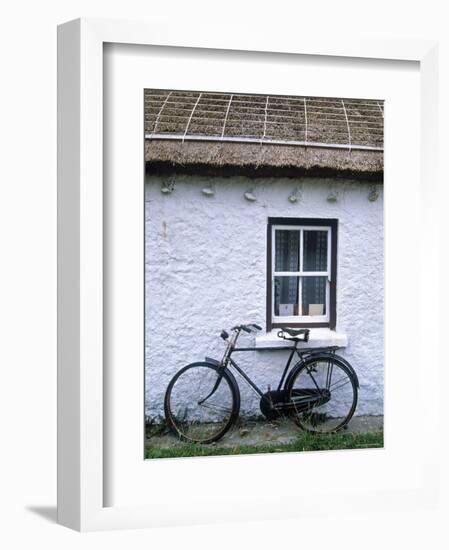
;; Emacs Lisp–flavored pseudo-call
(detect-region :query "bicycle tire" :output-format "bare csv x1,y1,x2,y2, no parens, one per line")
286,354,358,433
164,362,240,444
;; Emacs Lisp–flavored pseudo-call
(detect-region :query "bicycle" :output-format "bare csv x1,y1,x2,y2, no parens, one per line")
164,324,359,444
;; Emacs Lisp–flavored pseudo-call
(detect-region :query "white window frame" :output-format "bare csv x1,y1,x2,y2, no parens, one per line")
271,224,331,325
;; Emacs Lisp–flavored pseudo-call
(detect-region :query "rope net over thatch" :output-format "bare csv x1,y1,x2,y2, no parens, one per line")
144,90,384,181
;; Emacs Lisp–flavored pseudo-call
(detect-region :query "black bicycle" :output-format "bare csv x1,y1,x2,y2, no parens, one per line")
164,324,359,444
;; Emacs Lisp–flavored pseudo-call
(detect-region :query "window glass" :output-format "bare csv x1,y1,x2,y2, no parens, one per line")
271,223,333,322
302,276,327,316
274,276,299,316
275,230,299,272
303,230,328,271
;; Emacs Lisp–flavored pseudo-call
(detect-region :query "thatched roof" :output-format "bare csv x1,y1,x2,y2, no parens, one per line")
145,90,384,181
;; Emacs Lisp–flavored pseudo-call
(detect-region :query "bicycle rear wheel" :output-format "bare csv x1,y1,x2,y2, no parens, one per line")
286,355,358,433
164,362,240,444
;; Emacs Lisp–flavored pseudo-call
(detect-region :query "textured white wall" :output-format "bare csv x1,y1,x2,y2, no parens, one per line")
145,175,384,420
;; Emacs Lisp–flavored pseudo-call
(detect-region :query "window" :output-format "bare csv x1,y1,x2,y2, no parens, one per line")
267,218,338,330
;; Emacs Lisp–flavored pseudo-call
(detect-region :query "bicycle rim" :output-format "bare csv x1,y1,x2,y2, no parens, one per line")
165,363,238,444
288,357,358,433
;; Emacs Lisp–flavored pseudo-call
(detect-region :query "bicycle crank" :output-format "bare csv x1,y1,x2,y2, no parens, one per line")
259,388,331,420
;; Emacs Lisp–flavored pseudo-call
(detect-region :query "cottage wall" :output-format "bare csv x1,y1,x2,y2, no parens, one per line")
145,174,383,420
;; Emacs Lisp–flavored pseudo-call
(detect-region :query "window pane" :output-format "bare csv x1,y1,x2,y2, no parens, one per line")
275,230,299,272
303,230,328,271
274,276,299,316
302,276,327,316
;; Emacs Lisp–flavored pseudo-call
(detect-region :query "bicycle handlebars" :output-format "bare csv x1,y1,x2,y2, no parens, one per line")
231,323,262,333
221,323,262,340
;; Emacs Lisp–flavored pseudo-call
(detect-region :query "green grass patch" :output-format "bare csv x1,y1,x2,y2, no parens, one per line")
145,430,383,459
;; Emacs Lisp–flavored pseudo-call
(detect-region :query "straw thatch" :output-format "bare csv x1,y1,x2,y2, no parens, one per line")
144,90,384,181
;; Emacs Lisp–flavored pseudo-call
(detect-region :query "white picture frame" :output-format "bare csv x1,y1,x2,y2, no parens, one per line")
57,18,440,531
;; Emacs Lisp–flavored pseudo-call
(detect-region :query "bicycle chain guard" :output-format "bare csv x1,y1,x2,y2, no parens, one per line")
260,388,331,420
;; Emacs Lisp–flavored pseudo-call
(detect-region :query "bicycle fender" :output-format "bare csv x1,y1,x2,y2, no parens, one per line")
205,356,220,366
319,352,360,388
284,353,359,389
201,359,241,394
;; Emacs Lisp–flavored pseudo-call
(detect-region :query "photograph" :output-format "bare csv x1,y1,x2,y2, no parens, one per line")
144,88,384,459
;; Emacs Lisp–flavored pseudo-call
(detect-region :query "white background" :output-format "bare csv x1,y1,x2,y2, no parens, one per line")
1,1,448,548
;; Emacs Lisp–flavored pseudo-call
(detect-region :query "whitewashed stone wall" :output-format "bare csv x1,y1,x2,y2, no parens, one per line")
145,175,384,420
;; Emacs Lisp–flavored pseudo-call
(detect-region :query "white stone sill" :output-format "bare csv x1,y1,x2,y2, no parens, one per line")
255,328,347,349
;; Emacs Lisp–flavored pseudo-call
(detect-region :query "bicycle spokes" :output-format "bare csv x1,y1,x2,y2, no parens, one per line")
165,364,238,443
198,401,233,414
288,358,357,433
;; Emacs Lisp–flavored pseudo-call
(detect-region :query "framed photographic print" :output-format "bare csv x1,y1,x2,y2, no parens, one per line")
58,18,440,531
143,87,383,457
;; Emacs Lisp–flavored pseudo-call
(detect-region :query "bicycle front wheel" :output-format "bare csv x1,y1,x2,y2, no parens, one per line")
286,356,358,433
164,362,240,444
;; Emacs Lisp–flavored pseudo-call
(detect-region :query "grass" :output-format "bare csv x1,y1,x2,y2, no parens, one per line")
145,430,383,459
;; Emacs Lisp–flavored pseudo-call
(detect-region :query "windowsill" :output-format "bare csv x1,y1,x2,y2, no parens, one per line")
255,328,348,349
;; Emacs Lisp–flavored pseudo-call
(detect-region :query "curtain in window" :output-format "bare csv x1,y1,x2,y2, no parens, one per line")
274,228,328,317
275,231,299,312
303,230,327,271
303,231,327,315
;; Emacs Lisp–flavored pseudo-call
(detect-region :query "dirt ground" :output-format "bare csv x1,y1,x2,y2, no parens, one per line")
146,415,383,450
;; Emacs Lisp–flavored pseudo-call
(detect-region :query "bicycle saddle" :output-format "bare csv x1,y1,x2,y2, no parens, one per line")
277,328,310,342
